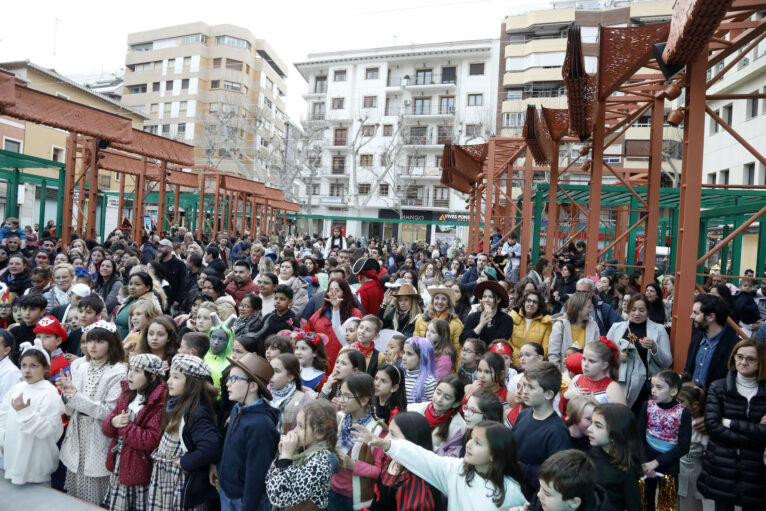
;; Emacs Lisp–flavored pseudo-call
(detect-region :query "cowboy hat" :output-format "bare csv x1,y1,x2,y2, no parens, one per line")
426,285,458,305
392,283,421,300
474,280,510,309
226,353,274,401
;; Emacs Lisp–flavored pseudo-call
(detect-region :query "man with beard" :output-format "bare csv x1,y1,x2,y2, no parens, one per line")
225,260,258,305
684,293,740,389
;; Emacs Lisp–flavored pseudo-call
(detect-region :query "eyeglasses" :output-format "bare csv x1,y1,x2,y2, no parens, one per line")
338,393,357,402
462,405,483,416
525,299,540,305
461,347,475,354
735,354,758,365
228,375,252,384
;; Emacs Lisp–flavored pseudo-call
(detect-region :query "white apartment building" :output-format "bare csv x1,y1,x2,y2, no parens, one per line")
294,39,500,244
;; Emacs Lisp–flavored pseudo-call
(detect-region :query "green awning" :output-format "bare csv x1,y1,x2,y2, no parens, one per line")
0,148,65,170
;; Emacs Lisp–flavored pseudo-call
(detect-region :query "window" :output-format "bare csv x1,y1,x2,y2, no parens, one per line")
440,96,455,114
722,104,733,125
153,82,160,92
167,59,176,70
409,126,427,144
468,94,483,106
415,69,433,85
216,35,250,49
710,111,719,134
334,128,348,146
465,124,480,138
51,147,64,162
379,183,389,195
414,97,431,115
332,156,346,174
438,126,452,144
334,70,346,81
177,123,186,135
166,80,173,90
311,183,321,195
747,90,760,119
179,101,187,113
181,79,189,90
360,154,373,166
358,183,371,195
362,125,376,137
469,63,485,75
183,57,191,67
363,96,377,108
330,183,345,196
127,84,147,94
407,155,426,170
98,174,111,189
162,124,170,135
132,62,152,72
209,102,218,113
383,124,393,136
181,34,208,44
745,162,756,185
150,103,159,113
164,103,172,114
503,112,525,128
131,42,152,52
312,103,325,120
365,67,379,79
707,173,716,184
436,156,442,168
226,59,242,71
314,76,327,93
222,103,236,114
332,97,345,109
3,138,21,152
719,169,729,184
442,66,456,84
604,144,622,164
223,80,241,91
213,58,222,69
433,186,449,207
266,77,274,91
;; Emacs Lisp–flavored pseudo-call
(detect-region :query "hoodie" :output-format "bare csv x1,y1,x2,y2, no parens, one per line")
218,399,280,511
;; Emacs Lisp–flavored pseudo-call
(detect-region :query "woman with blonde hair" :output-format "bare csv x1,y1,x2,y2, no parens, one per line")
548,291,600,371
46,263,75,311
413,286,464,361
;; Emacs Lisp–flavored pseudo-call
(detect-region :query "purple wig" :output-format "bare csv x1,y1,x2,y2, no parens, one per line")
405,336,437,403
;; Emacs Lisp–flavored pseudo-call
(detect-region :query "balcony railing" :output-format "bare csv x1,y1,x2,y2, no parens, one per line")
310,113,325,121
506,89,566,100
331,167,346,175
392,105,455,116
313,83,327,94
387,74,457,87
403,135,453,145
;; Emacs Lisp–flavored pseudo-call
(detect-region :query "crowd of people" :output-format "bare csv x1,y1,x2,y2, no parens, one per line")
0,215,765,511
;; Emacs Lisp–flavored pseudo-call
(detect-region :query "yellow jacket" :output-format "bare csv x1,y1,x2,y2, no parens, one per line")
413,312,464,365
509,309,552,368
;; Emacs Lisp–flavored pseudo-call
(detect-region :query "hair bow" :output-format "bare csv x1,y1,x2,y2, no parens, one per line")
20,339,51,365
599,336,619,363
294,329,320,346
83,320,117,334
75,266,90,277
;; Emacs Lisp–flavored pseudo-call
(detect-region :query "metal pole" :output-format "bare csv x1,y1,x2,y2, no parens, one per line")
56,167,65,239
38,179,47,232
585,101,606,277
198,170,206,239
642,96,665,290
118,171,125,227
212,174,221,239
86,138,99,239
174,184,180,225
533,188,543,262
62,133,78,245
545,141,560,260
483,139,495,254
520,147,534,277
157,160,167,237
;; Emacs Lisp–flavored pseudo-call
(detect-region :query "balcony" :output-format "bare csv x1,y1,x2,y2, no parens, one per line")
402,135,451,148
399,165,442,177
399,105,456,118
387,73,457,89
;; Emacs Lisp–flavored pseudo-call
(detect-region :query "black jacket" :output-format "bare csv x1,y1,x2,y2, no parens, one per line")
459,309,514,345
683,325,739,388
180,403,222,509
379,306,418,337
697,370,766,506
159,254,188,307
252,309,298,343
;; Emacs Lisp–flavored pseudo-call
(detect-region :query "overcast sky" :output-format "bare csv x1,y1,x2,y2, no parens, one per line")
1,0,552,120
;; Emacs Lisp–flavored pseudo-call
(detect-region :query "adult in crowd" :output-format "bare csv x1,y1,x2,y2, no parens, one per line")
575,278,623,336
200,274,237,320
95,258,123,316
550,262,578,315
459,280,513,346
278,258,309,316
46,263,75,311
204,246,227,278
114,271,161,339
413,285,464,356
596,275,621,312
698,339,766,510
157,238,188,312
323,226,347,257
607,293,672,412
225,260,259,305
685,294,740,389
526,257,551,295
509,289,552,368
461,252,489,293
307,277,363,371
643,282,667,326
378,283,421,338
353,257,384,316
548,291,600,371
2,254,32,296
231,293,262,337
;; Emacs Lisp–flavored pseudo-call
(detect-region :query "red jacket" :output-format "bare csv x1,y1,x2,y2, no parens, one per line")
225,278,259,305
307,307,363,373
356,279,384,316
102,379,166,486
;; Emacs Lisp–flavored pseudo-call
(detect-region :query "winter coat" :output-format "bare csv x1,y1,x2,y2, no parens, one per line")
378,305,418,338
96,274,123,317
4,270,32,297
551,275,578,314
697,371,766,506
459,309,514,349
608,319,672,407
180,403,222,509
548,314,600,372
308,307,363,372
102,379,166,486
219,400,280,511
733,290,760,324
684,325,740,389
509,309,552,367
356,278,385,317
60,360,129,477
324,236,347,258
527,485,613,511
224,278,259,305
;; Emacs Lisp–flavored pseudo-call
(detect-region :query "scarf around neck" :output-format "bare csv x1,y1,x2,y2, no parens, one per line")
270,381,296,409
352,341,375,358
338,410,373,453
424,401,452,428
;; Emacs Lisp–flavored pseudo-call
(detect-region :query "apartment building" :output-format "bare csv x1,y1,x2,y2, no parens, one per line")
294,39,500,243
499,1,678,183
122,22,289,181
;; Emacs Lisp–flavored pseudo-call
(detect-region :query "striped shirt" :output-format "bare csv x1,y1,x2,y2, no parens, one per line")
404,368,437,404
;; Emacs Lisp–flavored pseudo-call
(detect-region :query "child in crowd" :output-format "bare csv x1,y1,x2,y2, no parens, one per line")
34,315,70,383
354,419,526,509
508,342,546,407
58,322,128,504
270,353,317,433
565,395,599,452
676,382,713,511
251,285,298,340
265,400,338,510
177,331,209,359
0,340,65,484
319,348,366,407
102,354,166,511
530,449,609,511
216,335,261,436
561,339,626,415
586,403,642,511
347,314,386,375
9,293,48,363
137,316,179,375
294,330,329,391
512,361,571,499
427,318,457,379
374,363,406,424
0,330,22,402
467,352,508,403
343,317,361,346
264,333,293,362
69,294,106,359
0,217,25,243
204,321,234,388
489,340,519,389
637,369,691,511
408,374,466,457
216,353,279,510
192,301,217,334
385,333,405,368
330,373,385,510
457,337,486,386
368,412,440,511
461,388,504,456
147,354,220,511
123,301,161,354
505,375,528,427
402,337,438,404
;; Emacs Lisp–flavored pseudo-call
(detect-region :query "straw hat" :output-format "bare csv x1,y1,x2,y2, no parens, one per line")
474,280,510,309
426,285,457,306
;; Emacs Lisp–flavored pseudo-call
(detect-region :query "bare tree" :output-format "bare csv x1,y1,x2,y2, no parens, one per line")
278,119,327,214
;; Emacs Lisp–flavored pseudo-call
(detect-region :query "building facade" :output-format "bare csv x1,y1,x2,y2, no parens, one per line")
122,22,289,182
294,39,500,244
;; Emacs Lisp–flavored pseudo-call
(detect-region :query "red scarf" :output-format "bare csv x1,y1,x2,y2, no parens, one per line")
352,341,375,358
424,402,451,428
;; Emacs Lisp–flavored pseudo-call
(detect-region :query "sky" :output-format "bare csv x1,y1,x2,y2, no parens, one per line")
0,0,553,121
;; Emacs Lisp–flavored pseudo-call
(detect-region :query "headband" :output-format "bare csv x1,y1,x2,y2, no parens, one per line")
294,329,320,346
599,336,619,363
489,342,513,357
83,320,117,334
20,339,51,365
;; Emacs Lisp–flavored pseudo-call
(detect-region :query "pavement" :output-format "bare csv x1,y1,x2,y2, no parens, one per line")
0,470,102,510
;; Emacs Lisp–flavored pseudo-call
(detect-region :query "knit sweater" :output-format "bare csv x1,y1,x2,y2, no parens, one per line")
404,368,437,405
0,379,65,484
